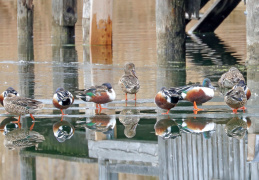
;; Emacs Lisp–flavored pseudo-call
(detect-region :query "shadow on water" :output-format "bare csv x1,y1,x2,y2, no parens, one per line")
186,33,243,66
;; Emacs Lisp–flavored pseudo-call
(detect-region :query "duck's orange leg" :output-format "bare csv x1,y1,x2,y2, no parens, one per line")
239,106,246,112
13,116,21,124
162,109,170,115
29,114,36,130
125,93,128,101
30,114,35,121
133,94,137,101
232,109,238,114
60,109,68,116
193,101,204,111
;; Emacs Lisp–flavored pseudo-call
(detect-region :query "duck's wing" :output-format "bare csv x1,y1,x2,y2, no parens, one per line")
76,85,108,99
9,97,43,109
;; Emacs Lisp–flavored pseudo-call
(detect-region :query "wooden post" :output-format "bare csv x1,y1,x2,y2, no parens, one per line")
90,0,113,45
246,0,259,65
17,0,34,37
83,0,91,44
52,0,77,43
156,0,186,62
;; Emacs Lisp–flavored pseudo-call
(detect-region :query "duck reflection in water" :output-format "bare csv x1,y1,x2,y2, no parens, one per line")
78,114,116,136
53,117,75,143
119,109,140,138
154,118,181,139
4,121,45,150
0,117,19,135
225,116,251,140
177,117,215,139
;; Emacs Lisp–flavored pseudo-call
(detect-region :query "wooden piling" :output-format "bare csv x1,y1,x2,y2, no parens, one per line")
52,0,77,43
90,0,113,45
83,0,91,44
246,0,259,65
17,0,34,37
156,0,186,62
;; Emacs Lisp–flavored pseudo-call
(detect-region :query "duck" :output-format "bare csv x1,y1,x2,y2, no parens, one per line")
118,62,140,101
225,117,248,140
218,67,245,88
154,118,181,139
224,86,247,114
179,117,215,139
53,87,74,116
3,93,44,123
4,128,45,150
155,87,183,114
178,78,215,112
0,87,19,106
232,80,251,110
84,114,116,134
53,119,75,142
119,109,140,138
76,83,116,113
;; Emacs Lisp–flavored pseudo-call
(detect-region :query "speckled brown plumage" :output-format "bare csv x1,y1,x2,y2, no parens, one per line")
224,86,247,110
119,63,140,100
3,94,44,116
218,67,245,88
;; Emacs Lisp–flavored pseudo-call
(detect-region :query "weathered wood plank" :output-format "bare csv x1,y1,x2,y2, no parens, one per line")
90,0,113,45
88,140,158,164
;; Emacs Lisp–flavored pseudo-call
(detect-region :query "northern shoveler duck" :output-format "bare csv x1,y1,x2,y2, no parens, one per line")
118,62,140,101
232,80,251,110
155,87,183,114
0,87,19,106
84,114,116,134
53,87,74,116
4,128,45,150
224,86,247,114
154,119,181,139
3,94,44,123
53,120,75,142
178,78,215,112
179,118,215,139
225,117,248,140
76,83,116,113
218,67,245,88
119,109,140,138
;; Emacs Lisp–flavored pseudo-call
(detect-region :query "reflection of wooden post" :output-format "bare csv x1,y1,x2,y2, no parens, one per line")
18,37,35,98
52,0,77,43
246,0,259,65
90,0,113,45
156,0,186,62
52,45,79,115
20,156,36,180
83,0,92,44
99,159,118,180
17,0,34,37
